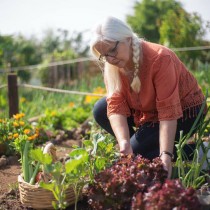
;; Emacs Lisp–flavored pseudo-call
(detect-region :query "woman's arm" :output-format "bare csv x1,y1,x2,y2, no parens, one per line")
159,119,177,178
109,114,133,154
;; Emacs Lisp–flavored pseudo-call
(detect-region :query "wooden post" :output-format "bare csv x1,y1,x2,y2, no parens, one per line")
7,73,19,117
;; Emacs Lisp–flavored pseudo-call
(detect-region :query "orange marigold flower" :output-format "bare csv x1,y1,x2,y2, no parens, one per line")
13,133,19,138
13,114,19,120
13,113,25,120
69,102,75,107
27,136,34,141
24,129,31,134
28,134,38,141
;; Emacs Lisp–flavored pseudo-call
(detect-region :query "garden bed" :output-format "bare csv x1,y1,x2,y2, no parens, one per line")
1,147,210,210
0,112,209,210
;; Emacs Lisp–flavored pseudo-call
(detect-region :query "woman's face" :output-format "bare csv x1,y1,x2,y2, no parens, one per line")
95,38,132,69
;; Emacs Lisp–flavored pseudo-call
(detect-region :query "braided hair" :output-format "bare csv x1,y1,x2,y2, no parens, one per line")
130,34,142,93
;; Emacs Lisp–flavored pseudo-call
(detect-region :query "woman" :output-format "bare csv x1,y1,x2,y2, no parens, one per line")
90,16,206,178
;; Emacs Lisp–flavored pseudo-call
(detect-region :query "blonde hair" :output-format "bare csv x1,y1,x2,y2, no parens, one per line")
90,16,141,96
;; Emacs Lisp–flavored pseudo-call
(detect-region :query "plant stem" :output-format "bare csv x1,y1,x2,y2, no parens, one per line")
23,141,30,182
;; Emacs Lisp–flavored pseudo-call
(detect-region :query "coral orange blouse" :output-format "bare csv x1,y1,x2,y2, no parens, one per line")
106,41,205,127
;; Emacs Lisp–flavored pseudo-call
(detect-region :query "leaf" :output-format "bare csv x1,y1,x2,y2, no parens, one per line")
30,148,52,164
39,181,55,192
95,157,106,170
106,143,114,153
51,162,64,179
82,140,93,149
65,158,85,174
69,148,89,161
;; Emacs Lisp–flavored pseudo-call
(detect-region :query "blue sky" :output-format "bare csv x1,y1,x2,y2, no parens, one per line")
0,0,210,40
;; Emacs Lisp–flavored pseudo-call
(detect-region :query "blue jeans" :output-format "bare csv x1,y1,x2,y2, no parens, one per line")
93,97,205,160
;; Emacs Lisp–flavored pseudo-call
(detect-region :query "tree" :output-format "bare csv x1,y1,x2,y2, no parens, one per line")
159,9,206,69
41,28,88,56
0,35,15,68
0,28,89,84
39,29,88,87
127,0,182,43
0,34,42,82
126,0,210,70
14,36,42,82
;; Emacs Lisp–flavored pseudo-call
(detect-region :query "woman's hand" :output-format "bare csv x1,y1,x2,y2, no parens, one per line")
118,139,133,155
160,154,172,178
159,120,177,179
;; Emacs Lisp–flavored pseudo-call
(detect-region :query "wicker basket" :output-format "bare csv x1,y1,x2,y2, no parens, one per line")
18,175,77,209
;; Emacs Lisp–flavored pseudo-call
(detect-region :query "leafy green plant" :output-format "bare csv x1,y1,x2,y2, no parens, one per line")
65,131,119,210
14,76,104,119
174,99,210,189
30,125,119,210
30,148,69,209
13,133,40,183
37,105,91,135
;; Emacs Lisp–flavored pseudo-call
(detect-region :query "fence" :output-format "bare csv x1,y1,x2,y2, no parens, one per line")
2,72,210,118
2,72,105,118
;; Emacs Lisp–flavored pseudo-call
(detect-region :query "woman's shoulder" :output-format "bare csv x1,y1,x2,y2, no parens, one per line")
142,40,173,58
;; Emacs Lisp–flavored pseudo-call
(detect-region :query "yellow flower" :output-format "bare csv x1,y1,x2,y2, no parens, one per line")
13,133,19,138
93,87,106,94
13,113,25,120
13,114,20,120
19,121,25,126
19,113,25,118
13,121,19,127
24,129,31,134
1,119,6,123
85,95,94,104
84,86,106,104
